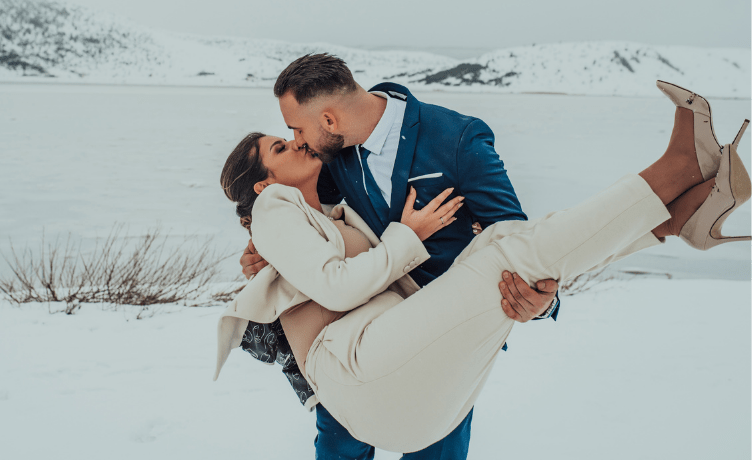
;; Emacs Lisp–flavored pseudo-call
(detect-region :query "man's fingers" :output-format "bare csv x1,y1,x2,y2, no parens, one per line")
499,274,523,309
242,260,269,279
506,273,529,308
501,298,522,322
499,280,527,322
535,279,559,293
471,222,482,235
240,252,264,267
512,273,540,305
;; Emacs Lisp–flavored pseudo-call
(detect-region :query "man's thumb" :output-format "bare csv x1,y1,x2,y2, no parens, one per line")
537,279,558,292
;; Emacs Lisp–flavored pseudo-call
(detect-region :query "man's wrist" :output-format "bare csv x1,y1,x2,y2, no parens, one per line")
533,292,560,320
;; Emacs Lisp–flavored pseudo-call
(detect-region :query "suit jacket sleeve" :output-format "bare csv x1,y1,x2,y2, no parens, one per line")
456,118,527,228
457,119,562,321
317,164,344,206
253,187,430,312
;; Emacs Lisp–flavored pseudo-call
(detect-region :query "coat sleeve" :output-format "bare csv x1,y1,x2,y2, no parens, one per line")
252,186,430,312
456,118,527,228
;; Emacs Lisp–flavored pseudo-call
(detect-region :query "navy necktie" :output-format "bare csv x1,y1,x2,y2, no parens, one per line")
359,146,390,225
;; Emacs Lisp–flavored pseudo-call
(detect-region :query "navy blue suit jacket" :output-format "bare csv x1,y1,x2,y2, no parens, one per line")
318,82,528,287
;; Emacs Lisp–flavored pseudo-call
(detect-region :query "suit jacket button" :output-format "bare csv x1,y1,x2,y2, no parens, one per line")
403,266,411,273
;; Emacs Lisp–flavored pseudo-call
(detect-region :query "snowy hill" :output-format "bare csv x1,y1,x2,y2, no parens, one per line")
1,0,750,97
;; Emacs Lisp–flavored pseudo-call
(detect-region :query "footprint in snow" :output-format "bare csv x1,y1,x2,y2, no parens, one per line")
131,417,173,443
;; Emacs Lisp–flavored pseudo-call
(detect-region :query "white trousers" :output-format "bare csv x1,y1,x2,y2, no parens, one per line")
304,174,671,453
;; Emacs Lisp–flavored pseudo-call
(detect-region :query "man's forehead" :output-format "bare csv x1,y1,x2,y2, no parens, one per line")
279,95,316,126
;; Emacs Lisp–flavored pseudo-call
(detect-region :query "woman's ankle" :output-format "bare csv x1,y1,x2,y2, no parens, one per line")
652,178,716,238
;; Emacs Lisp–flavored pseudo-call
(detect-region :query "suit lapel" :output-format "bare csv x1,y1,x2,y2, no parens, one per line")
388,90,420,223
340,145,385,233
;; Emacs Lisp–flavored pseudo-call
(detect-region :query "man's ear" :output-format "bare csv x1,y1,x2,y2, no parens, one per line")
319,111,338,133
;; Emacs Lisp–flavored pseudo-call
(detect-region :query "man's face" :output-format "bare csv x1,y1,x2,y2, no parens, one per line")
278,92,344,164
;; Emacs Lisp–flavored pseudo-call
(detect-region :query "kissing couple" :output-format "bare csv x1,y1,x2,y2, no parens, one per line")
214,54,750,459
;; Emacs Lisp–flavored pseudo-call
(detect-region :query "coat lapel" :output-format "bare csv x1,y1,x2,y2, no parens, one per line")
387,89,420,223
340,145,384,232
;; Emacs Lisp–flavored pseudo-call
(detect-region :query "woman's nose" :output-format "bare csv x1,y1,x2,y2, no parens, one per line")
287,139,300,151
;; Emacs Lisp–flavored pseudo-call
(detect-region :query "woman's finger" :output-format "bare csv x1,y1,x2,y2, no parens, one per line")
402,186,417,215
424,188,454,213
435,196,464,217
439,202,463,223
438,217,457,229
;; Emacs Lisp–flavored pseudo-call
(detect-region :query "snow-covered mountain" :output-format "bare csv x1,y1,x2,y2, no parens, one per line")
1,0,750,97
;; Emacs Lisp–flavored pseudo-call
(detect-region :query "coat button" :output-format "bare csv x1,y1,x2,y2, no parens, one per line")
403,266,411,273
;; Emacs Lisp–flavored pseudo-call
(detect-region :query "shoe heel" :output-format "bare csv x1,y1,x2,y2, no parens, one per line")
728,145,751,206
708,145,751,244
680,143,752,250
732,119,750,150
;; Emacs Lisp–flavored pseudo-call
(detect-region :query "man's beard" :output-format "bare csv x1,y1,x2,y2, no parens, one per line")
309,127,344,164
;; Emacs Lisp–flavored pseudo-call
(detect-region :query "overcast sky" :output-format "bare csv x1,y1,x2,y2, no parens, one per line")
62,0,751,59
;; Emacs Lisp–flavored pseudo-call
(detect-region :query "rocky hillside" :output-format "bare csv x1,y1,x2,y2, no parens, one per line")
1,0,749,97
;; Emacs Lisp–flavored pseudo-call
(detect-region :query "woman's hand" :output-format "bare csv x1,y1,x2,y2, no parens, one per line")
401,187,464,241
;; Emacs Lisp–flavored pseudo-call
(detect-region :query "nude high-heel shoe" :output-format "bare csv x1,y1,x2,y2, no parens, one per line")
656,80,723,181
679,120,752,250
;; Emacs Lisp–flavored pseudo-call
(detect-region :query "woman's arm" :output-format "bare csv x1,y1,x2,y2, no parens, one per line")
252,186,430,311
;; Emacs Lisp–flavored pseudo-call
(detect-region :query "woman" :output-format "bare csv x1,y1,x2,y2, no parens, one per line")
215,82,750,453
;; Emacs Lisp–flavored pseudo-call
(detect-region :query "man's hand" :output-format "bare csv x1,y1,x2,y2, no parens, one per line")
499,271,558,323
240,238,269,279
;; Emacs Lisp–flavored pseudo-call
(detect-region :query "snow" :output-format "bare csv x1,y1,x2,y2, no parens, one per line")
1,2,751,457
0,278,749,459
1,81,750,459
1,0,750,97
1,84,749,281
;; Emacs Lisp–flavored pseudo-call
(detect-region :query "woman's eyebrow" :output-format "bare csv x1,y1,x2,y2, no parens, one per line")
270,140,284,151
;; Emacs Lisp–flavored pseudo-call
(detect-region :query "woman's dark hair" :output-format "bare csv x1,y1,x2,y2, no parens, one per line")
220,132,269,233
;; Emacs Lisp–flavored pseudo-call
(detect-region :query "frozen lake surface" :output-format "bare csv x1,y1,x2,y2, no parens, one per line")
1,83,750,280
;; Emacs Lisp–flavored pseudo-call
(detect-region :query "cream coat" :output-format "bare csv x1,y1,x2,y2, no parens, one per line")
214,184,430,389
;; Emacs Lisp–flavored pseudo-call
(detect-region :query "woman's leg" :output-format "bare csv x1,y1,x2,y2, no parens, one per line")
639,107,709,205
306,174,672,453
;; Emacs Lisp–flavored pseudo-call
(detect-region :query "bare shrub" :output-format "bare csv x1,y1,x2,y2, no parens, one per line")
0,225,242,316
560,268,613,296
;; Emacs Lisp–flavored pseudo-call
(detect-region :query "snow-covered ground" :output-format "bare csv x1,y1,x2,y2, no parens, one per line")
0,278,749,459
1,78,751,458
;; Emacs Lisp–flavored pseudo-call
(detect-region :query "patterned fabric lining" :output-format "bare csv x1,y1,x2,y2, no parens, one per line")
239,319,315,406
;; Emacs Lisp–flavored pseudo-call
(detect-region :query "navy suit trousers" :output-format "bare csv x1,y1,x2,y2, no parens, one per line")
315,404,473,460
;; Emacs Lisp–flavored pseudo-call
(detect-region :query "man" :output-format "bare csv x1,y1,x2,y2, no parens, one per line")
239,54,561,460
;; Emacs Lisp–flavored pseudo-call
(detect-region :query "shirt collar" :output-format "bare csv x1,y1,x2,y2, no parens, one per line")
361,92,397,156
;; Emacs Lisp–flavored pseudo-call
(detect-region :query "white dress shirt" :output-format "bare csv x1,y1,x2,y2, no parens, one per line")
356,92,407,207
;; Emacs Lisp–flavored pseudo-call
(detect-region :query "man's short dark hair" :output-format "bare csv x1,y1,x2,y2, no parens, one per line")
274,53,358,105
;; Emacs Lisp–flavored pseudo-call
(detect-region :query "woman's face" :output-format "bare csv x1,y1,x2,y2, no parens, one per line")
256,135,322,190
